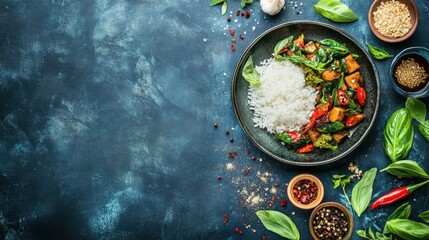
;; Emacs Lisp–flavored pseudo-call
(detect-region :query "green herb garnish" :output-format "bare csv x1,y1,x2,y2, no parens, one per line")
256,210,300,240
351,168,377,217
367,44,393,60
313,0,358,23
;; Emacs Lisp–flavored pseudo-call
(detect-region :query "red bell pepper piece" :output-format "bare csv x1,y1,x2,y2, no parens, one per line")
345,113,365,128
302,109,327,134
337,90,350,106
288,131,301,142
356,87,366,106
296,144,314,154
371,179,429,210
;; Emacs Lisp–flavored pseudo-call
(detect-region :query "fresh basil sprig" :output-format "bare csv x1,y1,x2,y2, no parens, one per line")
383,108,414,162
385,219,429,240
351,168,377,217
357,227,391,240
274,36,294,57
241,0,253,8
242,55,261,87
210,0,227,15
313,0,358,23
256,210,300,240
383,202,411,234
332,174,351,204
367,44,393,60
381,160,429,179
419,210,429,223
320,39,350,57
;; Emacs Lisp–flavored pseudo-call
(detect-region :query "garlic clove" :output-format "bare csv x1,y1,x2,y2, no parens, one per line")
260,0,285,16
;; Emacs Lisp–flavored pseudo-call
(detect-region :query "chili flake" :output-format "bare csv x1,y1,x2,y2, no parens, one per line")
293,179,318,204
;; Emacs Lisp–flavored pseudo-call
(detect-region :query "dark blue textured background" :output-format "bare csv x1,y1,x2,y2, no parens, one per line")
0,0,428,239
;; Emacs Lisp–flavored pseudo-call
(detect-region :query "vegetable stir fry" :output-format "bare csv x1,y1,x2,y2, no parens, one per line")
273,35,366,154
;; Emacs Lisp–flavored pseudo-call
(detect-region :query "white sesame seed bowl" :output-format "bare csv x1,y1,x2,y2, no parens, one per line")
390,47,429,98
368,0,419,43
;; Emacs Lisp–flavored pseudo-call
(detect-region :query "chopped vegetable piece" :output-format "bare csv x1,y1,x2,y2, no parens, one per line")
332,130,349,144
329,107,346,122
345,71,361,89
344,54,360,73
321,70,341,81
314,133,338,150
308,129,321,143
337,89,350,105
345,113,365,128
297,144,314,154
356,87,366,106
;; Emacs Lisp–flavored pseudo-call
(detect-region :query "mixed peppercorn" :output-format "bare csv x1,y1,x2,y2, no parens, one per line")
312,207,349,240
293,179,318,204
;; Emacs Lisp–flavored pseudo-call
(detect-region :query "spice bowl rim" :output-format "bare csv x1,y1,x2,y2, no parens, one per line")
309,201,354,240
389,46,429,98
286,174,324,210
368,0,419,43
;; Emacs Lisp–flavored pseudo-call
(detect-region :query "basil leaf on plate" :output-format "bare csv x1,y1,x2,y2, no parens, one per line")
419,210,429,223
274,36,294,56
381,160,429,179
405,97,427,124
385,219,429,240
242,55,261,87
367,44,393,60
351,168,377,217
256,210,300,240
313,0,358,23
383,108,414,162
418,121,429,142
384,202,411,234
320,39,350,57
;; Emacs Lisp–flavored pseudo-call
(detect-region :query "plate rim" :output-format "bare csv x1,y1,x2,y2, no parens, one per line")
231,20,380,167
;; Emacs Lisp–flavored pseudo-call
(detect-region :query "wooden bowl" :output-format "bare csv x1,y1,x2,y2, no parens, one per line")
287,174,324,210
368,0,418,43
309,202,354,240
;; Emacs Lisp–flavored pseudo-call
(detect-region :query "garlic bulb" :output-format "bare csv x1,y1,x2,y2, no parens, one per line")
260,0,285,16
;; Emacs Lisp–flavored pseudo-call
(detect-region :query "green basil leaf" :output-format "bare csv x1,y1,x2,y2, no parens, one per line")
313,0,358,23
405,98,427,124
369,226,375,239
367,44,393,60
383,108,414,162
386,219,429,240
242,55,261,87
256,210,300,240
419,210,429,223
274,36,294,56
384,202,411,234
221,1,227,15
351,168,377,217
210,0,223,6
418,121,429,142
381,160,429,179
356,229,367,238
320,39,350,57
332,178,341,188
241,0,253,8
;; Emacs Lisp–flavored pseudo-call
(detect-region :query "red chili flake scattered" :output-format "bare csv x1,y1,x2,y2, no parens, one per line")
293,179,318,204
242,167,250,176
229,137,234,142
271,196,275,202
262,236,268,240
213,122,218,128
251,155,256,160
274,182,280,187
245,10,251,18
227,16,231,22
228,152,236,158
241,12,245,17
281,198,287,207
235,228,239,233
239,230,243,235
225,130,230,135
236,10,240,16
231,45,236,52
217,176,221,180
223,214,229,224
239,34,244,40
231,37,236,43
229,29,235,36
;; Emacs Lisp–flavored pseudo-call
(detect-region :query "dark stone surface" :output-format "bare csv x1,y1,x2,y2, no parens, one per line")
0,0,428,239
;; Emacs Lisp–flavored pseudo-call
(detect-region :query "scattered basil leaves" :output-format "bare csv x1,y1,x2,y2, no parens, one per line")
367,44,393,60
357,227,392,240
313,0,358,23
210,0,227,15
256,210,300,240
383,108,414,162
418,121,429,142
274,36,294,57
419,210,429,223
383,202,411,234
351,168,377,217
242,55,261,87
385,219,429,240
332,175,351,204
405,98,426,124
241,0,253,8
381,160,429,179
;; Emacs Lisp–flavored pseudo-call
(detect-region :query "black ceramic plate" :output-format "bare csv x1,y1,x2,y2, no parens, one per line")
232,21,380,166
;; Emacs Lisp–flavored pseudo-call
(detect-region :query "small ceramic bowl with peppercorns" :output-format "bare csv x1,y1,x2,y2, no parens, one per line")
390,46,429,98
287,174,324,209
309,202,354,240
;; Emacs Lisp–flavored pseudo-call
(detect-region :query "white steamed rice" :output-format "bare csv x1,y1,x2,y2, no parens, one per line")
248,58,317,134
